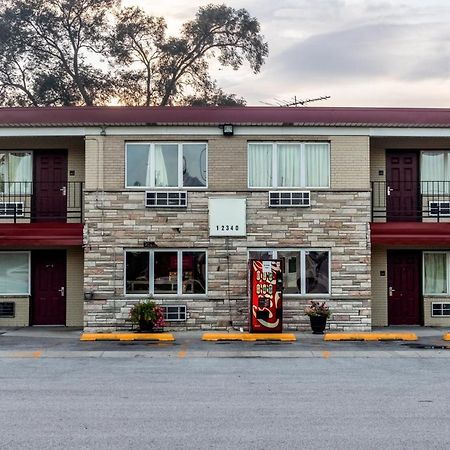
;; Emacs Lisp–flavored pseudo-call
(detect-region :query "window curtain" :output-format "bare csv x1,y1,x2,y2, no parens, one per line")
8,153,32,194
248,144,272,187
0,253,29,294
424,253,447,294
421,152,448,194
277,143,301,187
305,144,329,187
154,145,170,187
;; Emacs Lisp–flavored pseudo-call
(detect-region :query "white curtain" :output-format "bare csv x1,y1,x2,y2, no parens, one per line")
248,144,272,187
8,153,32,194
424,253,447,294
421,151,449,194
277,143,301,187
154,144,169,187
305,143,329,187
0,253,29,294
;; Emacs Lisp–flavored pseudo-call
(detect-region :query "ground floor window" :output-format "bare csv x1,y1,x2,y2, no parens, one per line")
248,249,330,295
0,252,30,295
424,252,449,294
125,250,206,296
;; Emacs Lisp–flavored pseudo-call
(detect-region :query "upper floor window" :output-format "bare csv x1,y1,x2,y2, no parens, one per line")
0,152,32,194
0,252,30,295
421,151,450,194
248,142,330,188
126,143,207,188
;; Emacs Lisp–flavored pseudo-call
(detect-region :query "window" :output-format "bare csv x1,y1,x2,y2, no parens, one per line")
421,151,450,194
0,252,30,295
248,249,330,295
431,302,450,317
424,252,449,295
248,142,329,188
0,152,32,194
125,250,206,295
126,143,207,188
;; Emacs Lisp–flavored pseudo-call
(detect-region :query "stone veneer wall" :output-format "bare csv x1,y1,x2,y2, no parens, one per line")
83,190,371,332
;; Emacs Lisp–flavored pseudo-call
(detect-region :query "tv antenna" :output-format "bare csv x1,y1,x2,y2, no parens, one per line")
260,95,330,107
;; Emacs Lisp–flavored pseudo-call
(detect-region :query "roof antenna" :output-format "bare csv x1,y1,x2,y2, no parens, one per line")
260,95,331,107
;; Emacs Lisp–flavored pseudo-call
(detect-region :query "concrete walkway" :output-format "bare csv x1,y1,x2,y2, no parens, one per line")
1,326,449,358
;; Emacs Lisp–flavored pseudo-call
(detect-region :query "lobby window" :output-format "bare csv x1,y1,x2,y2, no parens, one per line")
0,252,30,295
424,252,449,295
125,250,207,295
248,249,330,295
248,142,330,188
126,143,207,188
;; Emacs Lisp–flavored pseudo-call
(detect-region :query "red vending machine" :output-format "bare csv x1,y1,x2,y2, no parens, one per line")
249,259,283,333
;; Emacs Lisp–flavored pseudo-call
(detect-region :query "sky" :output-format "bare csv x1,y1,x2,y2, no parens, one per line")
123,0,450,107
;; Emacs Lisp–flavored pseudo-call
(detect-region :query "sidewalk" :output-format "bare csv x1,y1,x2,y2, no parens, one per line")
1,326,449,358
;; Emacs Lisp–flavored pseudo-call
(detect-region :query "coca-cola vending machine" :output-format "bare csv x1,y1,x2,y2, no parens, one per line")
249,259,283,333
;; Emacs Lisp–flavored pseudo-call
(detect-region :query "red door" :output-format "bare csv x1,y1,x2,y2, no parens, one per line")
387,251,421,325
386,151,419,221
31,250,66,325
33,150,68,222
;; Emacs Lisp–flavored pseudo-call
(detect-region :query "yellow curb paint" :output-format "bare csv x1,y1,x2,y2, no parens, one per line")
33,351,42,359
322,351,330,358
443,333,450,341
202,333,296,342
324,332,417,342
80,333,175,342
178,350,187,358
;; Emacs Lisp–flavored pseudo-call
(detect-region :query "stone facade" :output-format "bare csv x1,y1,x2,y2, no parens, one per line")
83,190,371,331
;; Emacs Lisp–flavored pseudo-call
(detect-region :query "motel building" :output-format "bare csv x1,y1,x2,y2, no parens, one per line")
0,106,450,331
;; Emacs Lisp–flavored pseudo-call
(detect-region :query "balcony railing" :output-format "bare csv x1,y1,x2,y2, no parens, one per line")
0,181,83,223
372,181,450,222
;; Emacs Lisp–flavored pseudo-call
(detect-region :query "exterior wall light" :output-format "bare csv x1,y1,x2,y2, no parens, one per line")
222,124,234,136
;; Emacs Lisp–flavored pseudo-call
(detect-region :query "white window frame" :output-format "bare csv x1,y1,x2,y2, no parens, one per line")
125,142,208,189
124,249,207,297
0,251,31,296
247,142,330,189
0,151,33,192
431,302,450,317
423,251,450,296
247,248,331,297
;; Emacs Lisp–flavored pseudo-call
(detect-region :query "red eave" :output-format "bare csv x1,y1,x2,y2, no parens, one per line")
371,222,450,246
0,223,83,247
1,106,450,128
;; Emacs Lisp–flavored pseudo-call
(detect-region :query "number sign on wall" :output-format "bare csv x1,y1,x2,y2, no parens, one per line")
209,198,246,237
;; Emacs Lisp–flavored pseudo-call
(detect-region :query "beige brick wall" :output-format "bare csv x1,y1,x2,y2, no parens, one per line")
0,297,29,326
66,247,84,327
371,248,388,326
423,298,450,326
87,134,369,192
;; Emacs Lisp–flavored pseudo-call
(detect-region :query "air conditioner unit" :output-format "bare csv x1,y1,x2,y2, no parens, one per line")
269,191,310,207
0,202,24,217
162,304,187,322
145,191,187,208
429,201,450,216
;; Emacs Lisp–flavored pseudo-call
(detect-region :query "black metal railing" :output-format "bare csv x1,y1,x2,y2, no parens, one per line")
372,181,450,222
0,181,83,222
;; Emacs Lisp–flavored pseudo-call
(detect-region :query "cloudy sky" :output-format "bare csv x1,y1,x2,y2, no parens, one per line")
124,0,450,107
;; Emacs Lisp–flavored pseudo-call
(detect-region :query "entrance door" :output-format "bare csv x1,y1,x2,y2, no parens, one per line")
386,151,419,221
32,150,68,222
31,250,66,325
387,251,421,325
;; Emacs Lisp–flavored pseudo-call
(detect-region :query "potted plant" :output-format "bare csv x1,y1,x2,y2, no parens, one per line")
129,300,165,332
304,301,331,334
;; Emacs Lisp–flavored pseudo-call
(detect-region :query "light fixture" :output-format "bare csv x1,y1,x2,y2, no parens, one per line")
222,124,234,136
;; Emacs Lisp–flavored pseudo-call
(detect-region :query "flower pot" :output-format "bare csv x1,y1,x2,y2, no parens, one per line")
309,315,327,334
138,319,154,332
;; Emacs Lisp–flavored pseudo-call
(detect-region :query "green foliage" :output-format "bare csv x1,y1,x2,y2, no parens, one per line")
0,1,268,106
129,300,159,324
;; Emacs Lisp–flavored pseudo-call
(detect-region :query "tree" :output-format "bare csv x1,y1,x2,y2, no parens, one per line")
0,0,118,106
111,4,268,106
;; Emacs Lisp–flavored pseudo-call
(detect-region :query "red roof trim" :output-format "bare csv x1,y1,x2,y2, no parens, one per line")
0,223,83,247
1,106,450,128
371,222,450,246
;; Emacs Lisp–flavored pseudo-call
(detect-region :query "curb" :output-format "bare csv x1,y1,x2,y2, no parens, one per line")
324,332,417,341
202,333,296,342
80,333,175,342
